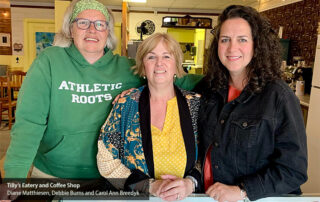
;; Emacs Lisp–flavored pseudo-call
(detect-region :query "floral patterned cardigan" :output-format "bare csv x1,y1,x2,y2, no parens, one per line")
97,85,201,192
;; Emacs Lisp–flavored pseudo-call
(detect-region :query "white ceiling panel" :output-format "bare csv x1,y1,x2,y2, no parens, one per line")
170,0,199,9
8,0,303,13
132,0,175,8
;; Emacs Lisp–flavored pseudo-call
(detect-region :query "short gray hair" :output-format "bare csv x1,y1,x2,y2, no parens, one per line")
53,0,117,50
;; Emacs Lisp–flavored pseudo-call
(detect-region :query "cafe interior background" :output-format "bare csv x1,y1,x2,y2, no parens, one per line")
0,0,319,195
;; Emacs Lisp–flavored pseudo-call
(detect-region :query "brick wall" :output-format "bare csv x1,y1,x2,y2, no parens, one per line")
0,8,12,55
262,0,320,66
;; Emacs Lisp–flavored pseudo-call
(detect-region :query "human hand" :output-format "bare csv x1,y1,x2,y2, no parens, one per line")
0,182,20,202
149,179,171,197
206,182,245,202
160,174,178,180
112,88,135,104
158,175,193,201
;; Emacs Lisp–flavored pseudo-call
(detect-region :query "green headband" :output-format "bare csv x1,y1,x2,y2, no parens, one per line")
71,0,110,22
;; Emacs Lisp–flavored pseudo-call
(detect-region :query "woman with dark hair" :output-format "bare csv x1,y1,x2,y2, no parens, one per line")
196,5,307,202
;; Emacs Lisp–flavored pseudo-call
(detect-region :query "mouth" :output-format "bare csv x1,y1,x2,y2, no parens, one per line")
154,70,167,74
84,37,99,42
227,56,241,61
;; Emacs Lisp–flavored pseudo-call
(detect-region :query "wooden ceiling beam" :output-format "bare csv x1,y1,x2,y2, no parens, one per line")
121,2,128,56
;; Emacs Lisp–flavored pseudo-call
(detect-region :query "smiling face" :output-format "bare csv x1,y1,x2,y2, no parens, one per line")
71,9,108,61
218,17,254,80
143,40,177,87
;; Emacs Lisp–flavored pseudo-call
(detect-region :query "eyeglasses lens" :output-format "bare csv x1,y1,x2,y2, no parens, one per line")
75,19,107,31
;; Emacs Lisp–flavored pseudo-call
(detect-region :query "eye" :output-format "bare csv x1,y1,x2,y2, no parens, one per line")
146,55,155,60
164,55,171,59
78,20,89,25
239,38,248,42
95,21,106,28
220,38,229,43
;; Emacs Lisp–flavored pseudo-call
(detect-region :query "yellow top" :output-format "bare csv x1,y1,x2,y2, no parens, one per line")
151,96,187,179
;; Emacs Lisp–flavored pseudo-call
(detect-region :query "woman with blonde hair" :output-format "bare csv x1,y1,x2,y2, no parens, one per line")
97,33,201,200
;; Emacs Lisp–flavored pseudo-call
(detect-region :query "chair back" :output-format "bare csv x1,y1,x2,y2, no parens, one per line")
0,77,5,99
0,76,12,103
7,70,26,87
0,76,16,129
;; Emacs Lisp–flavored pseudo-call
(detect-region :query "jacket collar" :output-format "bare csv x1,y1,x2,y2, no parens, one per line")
139,85,196,178
217,84,254,104
65,43,113,68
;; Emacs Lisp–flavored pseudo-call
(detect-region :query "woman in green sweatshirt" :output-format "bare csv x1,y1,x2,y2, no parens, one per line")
4,0,201,180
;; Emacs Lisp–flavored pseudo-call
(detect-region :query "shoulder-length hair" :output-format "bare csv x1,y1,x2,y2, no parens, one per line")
53,0,117,50
132,33,186,78
205,5,282,93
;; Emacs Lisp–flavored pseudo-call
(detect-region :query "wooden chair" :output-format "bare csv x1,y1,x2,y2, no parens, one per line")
7,70,26,85
7,70,26,100
0,102,2,127
0,76,17,129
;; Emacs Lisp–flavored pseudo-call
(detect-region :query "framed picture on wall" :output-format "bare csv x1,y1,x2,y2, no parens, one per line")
36,32,55,56
0,33,11,47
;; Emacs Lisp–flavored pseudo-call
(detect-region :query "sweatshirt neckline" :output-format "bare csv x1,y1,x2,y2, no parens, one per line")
66,43,113,67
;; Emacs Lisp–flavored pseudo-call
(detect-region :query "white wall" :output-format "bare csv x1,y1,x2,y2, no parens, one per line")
11,7,54,56
112,11,122,25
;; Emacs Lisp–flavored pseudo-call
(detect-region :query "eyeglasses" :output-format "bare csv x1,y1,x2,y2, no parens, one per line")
73,18,108,32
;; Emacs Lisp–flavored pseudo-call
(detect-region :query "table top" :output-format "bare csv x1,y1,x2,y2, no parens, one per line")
60,194,320,202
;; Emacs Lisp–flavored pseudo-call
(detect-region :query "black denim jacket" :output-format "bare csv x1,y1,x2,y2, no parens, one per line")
196,79,308,201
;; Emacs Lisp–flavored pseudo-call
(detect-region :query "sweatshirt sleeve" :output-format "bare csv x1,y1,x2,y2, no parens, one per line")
4,53,52,178
174,74,203,91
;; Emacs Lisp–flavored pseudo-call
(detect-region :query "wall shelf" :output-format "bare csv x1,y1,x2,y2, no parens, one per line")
162,15,212,29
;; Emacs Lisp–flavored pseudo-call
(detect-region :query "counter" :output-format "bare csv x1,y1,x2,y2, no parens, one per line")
296,94,310,126
297,94,310,107
61,194,320,202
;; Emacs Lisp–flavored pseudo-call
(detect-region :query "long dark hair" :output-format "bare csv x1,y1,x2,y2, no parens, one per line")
205,5,282,93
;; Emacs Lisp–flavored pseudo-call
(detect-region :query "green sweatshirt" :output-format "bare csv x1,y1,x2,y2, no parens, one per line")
4,44,202,179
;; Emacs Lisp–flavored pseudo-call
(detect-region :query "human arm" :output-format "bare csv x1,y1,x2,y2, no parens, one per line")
112,88,135,104
175,74,203,91
97,101,132,189
113,73,204,104
206,183,247,202
97,123,171,193
156,89,202,200
97,97,155,191
156,175,194,201
237,86,308,200
192,76,206,94
112,73,203,104
4,53,51,178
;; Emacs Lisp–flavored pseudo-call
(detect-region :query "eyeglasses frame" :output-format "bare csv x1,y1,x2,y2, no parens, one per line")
72,18,108,32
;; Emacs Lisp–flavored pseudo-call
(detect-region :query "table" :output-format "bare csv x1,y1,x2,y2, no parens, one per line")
60,193,320,202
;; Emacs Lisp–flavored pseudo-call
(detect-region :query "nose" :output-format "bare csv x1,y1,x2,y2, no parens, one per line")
156,57,163,66
88,22,96,33
227,40,238,52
